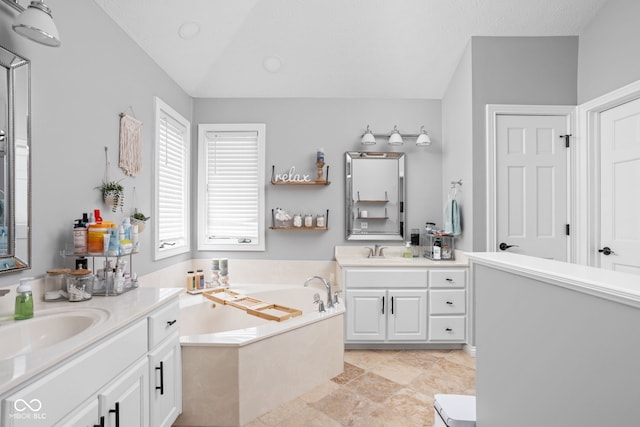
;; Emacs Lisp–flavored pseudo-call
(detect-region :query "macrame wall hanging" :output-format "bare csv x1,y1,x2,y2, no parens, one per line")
119,106,143,177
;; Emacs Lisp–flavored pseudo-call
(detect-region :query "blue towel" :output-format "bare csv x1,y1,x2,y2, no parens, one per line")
444,199,461,236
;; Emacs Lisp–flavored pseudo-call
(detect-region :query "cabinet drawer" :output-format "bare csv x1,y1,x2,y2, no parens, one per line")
429,316,466,341
149,299,180,349
429,290,466,315
429,269,466,289
345,269,428,288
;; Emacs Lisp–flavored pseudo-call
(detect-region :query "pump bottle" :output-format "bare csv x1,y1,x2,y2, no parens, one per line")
15,277,34,320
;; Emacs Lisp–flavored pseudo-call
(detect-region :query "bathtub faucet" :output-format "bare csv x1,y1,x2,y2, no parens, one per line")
304,276,334,309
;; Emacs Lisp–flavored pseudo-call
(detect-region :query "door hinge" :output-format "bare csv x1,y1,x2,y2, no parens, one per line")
560,134,571,148
566,224,570,235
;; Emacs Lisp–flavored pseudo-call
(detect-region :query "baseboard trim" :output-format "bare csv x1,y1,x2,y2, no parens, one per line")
463,344,476,358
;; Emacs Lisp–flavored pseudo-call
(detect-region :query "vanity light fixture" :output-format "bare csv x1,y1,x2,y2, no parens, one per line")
415,126,432,146
360,125,431,147
360,125,376,145
2,0,61,47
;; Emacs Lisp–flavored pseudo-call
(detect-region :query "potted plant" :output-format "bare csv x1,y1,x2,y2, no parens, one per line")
99,180,125,213
131,209,150,233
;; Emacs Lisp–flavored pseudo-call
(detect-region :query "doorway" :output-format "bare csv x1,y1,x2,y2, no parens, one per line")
486,105,575,261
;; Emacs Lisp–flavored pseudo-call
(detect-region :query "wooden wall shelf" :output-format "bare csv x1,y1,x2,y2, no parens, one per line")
271,165,330,185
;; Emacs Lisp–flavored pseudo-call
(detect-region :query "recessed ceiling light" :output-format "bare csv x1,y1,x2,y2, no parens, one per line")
263,56,282,73
178,21,201,40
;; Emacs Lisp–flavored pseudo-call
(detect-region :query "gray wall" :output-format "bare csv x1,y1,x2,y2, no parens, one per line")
0,0,192,287
578,0,640,103
193,98,442,260
442,43,473,251
469,36,578,251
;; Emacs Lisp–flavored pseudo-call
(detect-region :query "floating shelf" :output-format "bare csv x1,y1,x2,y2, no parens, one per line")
356,191,388,203
356,207,388,220
270,209,329,231
271,165,330,185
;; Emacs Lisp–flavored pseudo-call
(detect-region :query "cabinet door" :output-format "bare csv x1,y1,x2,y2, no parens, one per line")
99,358,149,427
387,289,428,341
345,289,386,341
149,332,182,427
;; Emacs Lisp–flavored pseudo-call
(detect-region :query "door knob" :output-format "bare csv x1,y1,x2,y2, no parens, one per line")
598,246,615,256
499,242,519,251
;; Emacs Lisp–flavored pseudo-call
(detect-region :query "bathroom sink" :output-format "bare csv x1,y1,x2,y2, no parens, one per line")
0,307,109,360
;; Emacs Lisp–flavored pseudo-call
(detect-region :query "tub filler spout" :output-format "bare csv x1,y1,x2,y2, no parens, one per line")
304,275,334,309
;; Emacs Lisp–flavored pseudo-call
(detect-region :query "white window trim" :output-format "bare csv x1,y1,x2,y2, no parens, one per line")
197,123,266,252
154,96,191,260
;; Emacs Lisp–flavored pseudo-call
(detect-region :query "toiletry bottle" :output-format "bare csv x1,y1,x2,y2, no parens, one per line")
403,242,413,258
131,224,139,252
14,277,34,320
73,219,87,255
433,236,442,260
186,271,195,292
196,269,204,289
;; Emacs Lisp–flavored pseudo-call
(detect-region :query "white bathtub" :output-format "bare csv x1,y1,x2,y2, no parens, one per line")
174,284,345,427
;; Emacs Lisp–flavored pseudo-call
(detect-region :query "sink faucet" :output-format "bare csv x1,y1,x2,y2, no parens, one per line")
365,244,387,258
0,289,9,297
304,276,334,309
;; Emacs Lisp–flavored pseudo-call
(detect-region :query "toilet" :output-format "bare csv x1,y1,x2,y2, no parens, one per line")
434,394,476,427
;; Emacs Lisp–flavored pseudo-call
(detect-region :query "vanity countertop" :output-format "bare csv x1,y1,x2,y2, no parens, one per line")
334,246,469,268
0,286,182,396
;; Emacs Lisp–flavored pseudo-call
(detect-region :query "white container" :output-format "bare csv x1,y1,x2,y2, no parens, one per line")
434,394,476,427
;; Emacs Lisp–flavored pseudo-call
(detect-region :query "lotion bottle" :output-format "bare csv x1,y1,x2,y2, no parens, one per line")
14,277,34,320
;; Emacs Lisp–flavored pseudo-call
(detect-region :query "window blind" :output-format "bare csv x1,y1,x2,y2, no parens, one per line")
204,130,259,244
158,111,188,249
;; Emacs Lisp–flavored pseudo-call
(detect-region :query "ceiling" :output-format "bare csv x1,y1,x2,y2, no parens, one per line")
93,0,609,99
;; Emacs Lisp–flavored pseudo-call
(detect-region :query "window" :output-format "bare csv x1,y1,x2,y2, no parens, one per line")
197,123,265,251
154,97,190,259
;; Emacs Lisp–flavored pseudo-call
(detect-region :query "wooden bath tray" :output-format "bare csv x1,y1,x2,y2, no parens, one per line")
202,288,302,322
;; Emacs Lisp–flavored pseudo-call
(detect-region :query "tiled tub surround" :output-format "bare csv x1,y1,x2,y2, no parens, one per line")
175,284,345,427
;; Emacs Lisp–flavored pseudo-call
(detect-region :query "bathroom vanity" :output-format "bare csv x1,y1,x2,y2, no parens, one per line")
0,287,182,427
335,246,470,349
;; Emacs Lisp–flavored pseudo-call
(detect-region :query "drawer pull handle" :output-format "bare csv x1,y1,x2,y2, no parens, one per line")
446,301,453,305
109,402,120,427
156,361,165,395
445,328,453,332
445,278,453,282
94,416,105,427
167,319,177,326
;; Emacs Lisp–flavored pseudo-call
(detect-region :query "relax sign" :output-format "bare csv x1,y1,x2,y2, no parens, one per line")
273,166,311,183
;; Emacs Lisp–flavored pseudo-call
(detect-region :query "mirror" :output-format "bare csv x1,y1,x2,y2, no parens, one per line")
0,45,31,273
345,151,405,241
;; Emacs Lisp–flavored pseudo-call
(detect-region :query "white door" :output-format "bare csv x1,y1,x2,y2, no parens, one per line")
387,289,427,341
599,98,640,274
345,289,386,341
495,115,569,261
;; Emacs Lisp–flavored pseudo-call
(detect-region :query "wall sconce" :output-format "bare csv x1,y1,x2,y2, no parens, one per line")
360,125,432,147
2,0,61,47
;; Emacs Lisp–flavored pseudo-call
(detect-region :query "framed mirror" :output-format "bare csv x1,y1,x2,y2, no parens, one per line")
345,151,405,241
0,45,31,273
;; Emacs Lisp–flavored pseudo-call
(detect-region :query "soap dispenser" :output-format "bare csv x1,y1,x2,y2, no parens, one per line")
15,277,34,320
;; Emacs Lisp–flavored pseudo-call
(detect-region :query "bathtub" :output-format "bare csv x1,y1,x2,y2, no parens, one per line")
174,283,345,427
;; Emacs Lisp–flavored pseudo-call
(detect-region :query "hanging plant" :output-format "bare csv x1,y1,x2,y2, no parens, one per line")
98,180,125,213
131,209,150,232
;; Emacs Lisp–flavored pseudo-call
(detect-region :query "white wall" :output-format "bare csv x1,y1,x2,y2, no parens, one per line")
0,0,192,287
193,97,442,260
442,43,473,251
578,0,640,103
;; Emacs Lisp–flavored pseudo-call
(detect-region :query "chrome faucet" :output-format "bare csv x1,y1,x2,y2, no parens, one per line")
304,276,334,309
365,244,387,258
0,289,9,297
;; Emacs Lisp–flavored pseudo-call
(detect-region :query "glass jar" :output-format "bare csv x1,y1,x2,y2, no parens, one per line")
44,268,70,301
293,213,303,228
316,213,326,228
304,213,313,228
67,269,94,302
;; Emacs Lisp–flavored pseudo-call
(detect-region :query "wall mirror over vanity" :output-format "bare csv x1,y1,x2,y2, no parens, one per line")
0,44,31,273
345,151,405,241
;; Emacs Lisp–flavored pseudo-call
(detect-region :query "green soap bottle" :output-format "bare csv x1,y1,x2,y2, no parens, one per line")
15,277,34,320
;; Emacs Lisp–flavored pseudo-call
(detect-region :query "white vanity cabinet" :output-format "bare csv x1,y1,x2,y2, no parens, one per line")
344,269,428,342
0,292,181,427
342,265,468,346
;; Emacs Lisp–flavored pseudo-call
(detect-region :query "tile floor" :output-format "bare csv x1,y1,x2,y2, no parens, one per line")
243,349,476,427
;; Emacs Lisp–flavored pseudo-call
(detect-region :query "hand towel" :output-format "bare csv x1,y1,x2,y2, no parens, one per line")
444,199,461,236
